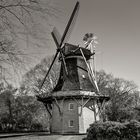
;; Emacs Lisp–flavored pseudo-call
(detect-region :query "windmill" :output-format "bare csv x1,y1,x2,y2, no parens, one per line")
37,1,109,134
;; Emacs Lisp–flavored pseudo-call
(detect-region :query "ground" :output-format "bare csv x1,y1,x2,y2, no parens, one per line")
0,134,86,140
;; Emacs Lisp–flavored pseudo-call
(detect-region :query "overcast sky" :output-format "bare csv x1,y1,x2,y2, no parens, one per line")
48,0,140,88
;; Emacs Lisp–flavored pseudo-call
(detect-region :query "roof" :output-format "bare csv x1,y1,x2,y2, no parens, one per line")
62,43,93,60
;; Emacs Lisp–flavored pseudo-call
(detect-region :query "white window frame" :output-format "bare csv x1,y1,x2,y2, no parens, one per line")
69,103,74,110
69,120,74,127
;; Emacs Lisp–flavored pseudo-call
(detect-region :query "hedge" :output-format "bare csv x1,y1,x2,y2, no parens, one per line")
83,120,140,140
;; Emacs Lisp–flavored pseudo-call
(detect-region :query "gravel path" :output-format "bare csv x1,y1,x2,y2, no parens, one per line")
0,134,86,140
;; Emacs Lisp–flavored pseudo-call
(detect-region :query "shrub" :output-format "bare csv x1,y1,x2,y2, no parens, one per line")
31,123,43,131
83,120,140,140
123,120,140,140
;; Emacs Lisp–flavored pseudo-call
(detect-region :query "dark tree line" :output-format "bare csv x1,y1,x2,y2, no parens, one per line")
0,83,49,132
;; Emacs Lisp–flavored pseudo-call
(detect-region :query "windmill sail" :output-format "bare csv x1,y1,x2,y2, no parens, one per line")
39,2,80,92
60,1,80,45
62,2,80,44
52,27,61,47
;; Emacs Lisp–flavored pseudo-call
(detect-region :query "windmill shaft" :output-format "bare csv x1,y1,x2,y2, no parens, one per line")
60,1,79,47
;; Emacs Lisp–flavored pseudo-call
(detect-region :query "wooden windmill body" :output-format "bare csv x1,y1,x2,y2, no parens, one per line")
38,2,109,134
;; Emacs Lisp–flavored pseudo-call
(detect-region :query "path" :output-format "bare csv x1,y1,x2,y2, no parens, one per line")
0,133,86,140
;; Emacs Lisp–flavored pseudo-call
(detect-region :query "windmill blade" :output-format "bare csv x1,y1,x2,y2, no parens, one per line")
51,30,68,75
51,27,61,47
51,1,80,76
60,1,80,47
40,1,80,91
39,51,59,91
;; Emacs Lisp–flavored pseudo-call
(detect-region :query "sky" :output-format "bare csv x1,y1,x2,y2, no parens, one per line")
47,0,140,88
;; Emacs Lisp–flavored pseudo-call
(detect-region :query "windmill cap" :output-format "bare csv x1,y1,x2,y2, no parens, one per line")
61,43,93,60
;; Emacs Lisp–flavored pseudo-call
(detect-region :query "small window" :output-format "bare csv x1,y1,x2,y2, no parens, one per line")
69,120,74,127
69,103,74,110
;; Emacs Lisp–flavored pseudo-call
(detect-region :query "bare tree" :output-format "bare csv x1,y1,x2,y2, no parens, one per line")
20,55,60,96
0,0,59,83
96,70,139,122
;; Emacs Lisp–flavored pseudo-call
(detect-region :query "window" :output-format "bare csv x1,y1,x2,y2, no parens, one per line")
69,103,74,110
69,120,74,127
